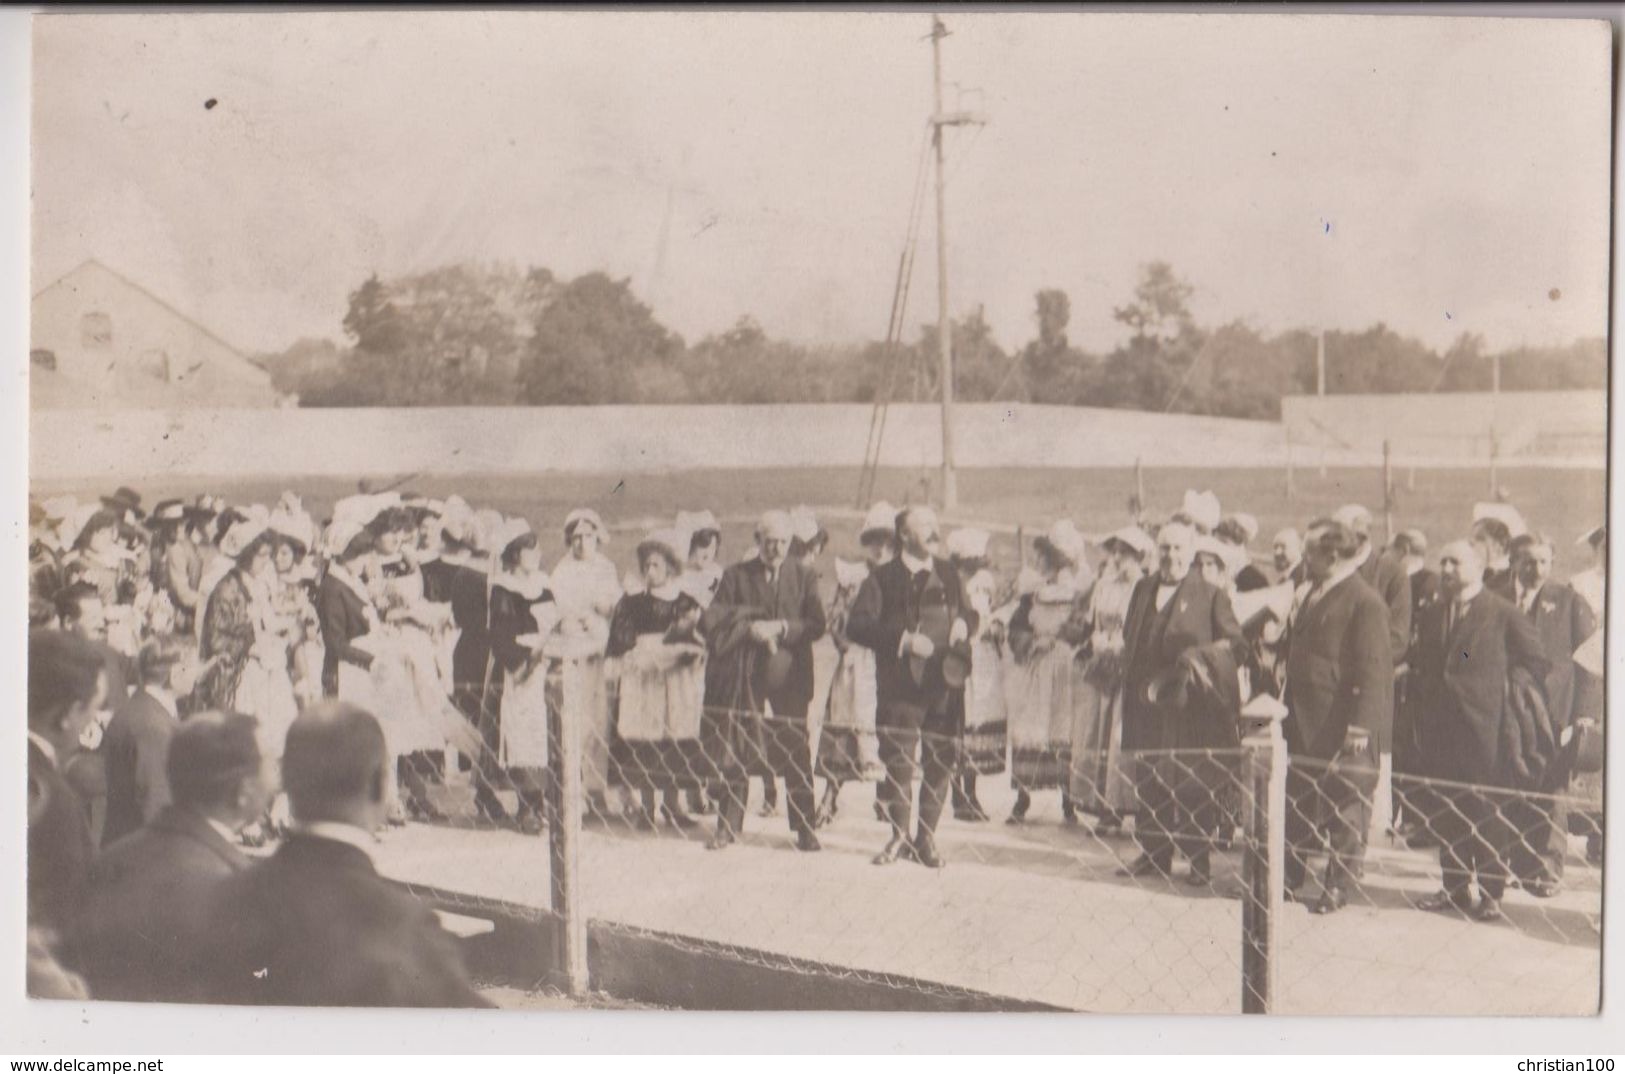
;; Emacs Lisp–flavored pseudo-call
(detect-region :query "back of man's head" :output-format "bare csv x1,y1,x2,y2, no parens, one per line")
282,702,388,826
168,711,263,818
28,629,105,740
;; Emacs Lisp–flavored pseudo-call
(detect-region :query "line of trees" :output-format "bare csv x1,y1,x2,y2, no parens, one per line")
255,261,1606,417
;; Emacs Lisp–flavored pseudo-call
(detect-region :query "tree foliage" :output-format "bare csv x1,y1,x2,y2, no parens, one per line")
258,260,1606,416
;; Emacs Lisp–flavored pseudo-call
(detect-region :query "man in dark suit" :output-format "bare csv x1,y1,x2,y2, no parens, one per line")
1502,532,1595,896
846,506,975,868
1272,528,1306,588
1333,504,1411,666
425,517,504,822
55,582,134,848
1389,527,1439,839
700,510,828,851
204,702,490,1007
68,712,267,1002
1408,539,1549,922
1118,522,1246,884
101,636,201,848
1282,519,1393,914
28,631,110,946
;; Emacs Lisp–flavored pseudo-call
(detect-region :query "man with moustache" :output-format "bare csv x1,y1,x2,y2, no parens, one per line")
847,506,976,868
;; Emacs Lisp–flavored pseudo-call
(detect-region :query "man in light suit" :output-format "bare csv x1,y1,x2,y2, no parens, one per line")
204,702,490,1007
701,511,829,851
1502,532,1595,896
100,636,201,848
69,712,267,1002
1118,522,1246,885
1408,540,1549,922
1282,519,1393,914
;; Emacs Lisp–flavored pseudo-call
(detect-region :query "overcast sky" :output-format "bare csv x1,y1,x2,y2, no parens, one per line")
32,11,1610,357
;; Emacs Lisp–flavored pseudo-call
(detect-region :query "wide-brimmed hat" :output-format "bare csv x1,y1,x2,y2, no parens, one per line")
1180,489,1222,533
789,506,826,549
101,486,145,521
490,516,535,560
220,507,273,560
1194,534,1248,577
148,499,188,527
675,509,720,540
1472,501,1527,539
860,501,899,541
1035,519,1086,567
563,507,609,546
268,502,316,555
1099,524,1155,560
1225,512,1259,543
946,527,991,563
833,557,869,590
636,528,686,571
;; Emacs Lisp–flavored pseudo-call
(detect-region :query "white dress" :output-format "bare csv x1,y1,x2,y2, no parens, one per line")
549,552,621,794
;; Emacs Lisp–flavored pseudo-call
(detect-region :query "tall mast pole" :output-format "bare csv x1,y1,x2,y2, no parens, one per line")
931,15,957,512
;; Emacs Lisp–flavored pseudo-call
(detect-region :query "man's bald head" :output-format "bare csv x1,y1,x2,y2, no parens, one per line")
282,701,388,827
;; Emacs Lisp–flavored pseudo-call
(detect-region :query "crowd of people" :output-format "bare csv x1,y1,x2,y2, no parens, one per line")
24,480,1607,1005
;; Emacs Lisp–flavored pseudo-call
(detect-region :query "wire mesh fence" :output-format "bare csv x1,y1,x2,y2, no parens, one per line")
365,654,1602,1015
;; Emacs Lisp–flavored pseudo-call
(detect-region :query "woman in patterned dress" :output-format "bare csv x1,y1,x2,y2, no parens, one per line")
1006,519,1094,825
606,529,708,831
1068,525,1153,835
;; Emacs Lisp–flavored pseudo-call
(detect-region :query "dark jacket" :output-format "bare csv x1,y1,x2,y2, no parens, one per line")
1408,587,1550,786
1357,547,1412,665
68,805,248,1002
845,554,975,730
1514,580,1595,729
100,688,178,848
1119,571,1245,753
701,555,827,720
28,739,95,935
1284,570,1393,758
318,570,374,697
204,832,491,1008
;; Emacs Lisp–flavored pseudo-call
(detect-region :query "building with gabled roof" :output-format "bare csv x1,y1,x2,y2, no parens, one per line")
31,259,283,409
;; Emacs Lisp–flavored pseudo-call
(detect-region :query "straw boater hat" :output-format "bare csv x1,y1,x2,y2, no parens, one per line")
946,527,991,565
563,507,609,546
859,501,898,542
1099,524,1155,560
148,499,188,528
1035,519,1087,568
1472,502,1528,540
636,528,686,571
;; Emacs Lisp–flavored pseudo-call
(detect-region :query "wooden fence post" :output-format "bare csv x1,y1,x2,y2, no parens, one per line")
1241,709,1286,1014
548,662,590,997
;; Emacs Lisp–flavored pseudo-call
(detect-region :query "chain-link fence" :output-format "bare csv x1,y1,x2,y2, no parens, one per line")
369,661,1602,1014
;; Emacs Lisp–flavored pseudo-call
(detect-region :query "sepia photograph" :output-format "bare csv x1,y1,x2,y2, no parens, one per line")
12,5,1616,1045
